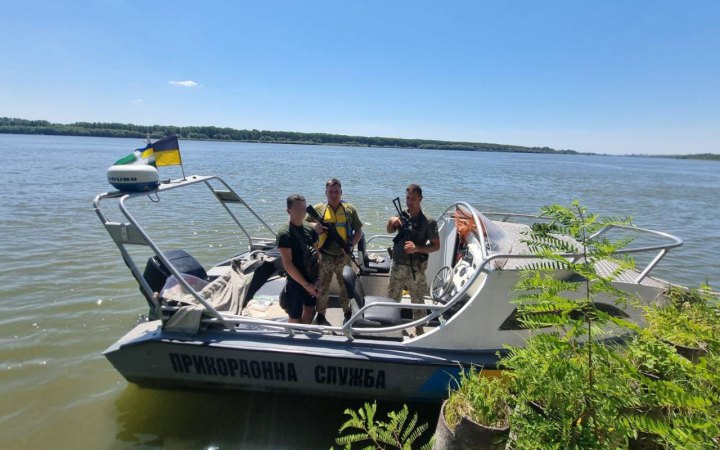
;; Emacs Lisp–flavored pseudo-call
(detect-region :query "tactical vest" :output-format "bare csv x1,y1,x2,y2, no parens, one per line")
317,202,352,250
392,210,432,265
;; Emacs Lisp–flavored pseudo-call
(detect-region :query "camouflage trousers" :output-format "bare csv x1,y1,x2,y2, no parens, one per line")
387,260,429,321
317,253,351,314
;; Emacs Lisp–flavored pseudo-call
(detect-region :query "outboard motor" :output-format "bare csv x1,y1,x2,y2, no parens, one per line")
141,249,207,318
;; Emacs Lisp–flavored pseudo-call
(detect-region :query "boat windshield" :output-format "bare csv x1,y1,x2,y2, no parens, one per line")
450,204,514,259
474,207,514,255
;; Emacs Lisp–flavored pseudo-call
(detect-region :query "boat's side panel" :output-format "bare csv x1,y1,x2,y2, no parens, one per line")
104,325,500,401
413,271,666,350
414,270,526,350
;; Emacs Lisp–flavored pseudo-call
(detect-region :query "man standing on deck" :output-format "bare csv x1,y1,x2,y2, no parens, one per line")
386,184,440,337
277,194,320,324
306,178,363,325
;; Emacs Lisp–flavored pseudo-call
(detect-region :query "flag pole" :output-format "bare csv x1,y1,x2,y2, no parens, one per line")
179,136,186,180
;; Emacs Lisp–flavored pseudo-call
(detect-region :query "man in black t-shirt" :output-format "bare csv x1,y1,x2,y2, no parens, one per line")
277,194,320,324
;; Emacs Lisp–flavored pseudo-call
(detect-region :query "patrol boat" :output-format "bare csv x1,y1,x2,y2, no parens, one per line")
94,174,683,401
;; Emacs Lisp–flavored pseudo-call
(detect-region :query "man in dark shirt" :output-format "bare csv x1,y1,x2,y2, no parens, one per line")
277,194,320,324
386,184,440,336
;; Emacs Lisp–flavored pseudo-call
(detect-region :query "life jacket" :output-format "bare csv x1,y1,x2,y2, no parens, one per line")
317,201,352,249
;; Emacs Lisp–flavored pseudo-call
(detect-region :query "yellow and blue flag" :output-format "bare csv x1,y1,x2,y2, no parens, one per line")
141,135,182,167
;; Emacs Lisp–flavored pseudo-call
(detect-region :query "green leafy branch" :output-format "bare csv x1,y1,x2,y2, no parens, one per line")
334,402,433,450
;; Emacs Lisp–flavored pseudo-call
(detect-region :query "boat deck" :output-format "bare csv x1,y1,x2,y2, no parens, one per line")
492,220,670,288
242,292,433,341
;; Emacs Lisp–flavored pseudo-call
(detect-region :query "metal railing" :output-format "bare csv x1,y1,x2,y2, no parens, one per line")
98,187,683,340
191,201,492,339
94,175,277,325
159,203,683,338
474,211,683,284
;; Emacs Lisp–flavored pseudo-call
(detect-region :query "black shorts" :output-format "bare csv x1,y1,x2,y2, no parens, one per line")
283,279,317,320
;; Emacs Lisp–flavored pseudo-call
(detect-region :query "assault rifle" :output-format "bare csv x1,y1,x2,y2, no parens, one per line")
305,205,353,255
392,197,415,280
392,197,412,245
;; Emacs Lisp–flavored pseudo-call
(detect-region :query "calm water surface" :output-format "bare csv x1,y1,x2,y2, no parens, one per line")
1,134,718,449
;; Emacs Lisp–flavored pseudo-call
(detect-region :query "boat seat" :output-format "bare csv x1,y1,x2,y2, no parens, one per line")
357,232,391,274
243,258,281,308
142,249,208,319
252,276,286,298
342,267,402,326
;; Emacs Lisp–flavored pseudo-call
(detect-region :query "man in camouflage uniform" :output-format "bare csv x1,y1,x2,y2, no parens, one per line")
386,184,440,336
306,178,363,325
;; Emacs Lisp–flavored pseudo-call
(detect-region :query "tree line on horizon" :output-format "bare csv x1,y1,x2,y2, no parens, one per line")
2,117,716,160
0,117,578,154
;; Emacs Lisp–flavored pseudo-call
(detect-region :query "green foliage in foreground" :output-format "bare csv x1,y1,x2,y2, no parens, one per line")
444,368,510,430
500,202,719,448
333,402,433,450
336,202,720,449
644,284,720,352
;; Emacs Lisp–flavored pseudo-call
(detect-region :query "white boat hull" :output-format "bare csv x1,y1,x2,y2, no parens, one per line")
104,321,501,402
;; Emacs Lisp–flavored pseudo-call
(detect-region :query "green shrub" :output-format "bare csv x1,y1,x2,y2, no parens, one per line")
501,202,720,448
444,368,510,430
334,402,433,450
336,203,720,448
645,285,720,352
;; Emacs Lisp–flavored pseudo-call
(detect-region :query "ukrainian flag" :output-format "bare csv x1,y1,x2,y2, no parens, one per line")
142,135,182,167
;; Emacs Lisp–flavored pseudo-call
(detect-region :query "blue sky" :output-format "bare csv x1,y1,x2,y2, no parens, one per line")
1,1,718,155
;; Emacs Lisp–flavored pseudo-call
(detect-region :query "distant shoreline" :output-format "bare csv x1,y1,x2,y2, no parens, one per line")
1,117,717,161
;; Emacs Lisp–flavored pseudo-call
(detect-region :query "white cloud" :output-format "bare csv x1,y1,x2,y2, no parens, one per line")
169,80,199,87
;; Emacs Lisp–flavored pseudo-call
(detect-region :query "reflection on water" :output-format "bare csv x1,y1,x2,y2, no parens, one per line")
0,134,718,449
114,385,439,449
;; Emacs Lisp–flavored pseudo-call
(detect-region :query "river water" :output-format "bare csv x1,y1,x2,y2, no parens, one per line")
0,134,718,449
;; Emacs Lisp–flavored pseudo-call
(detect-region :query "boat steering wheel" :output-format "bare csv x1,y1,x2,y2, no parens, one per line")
430,266,454,304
